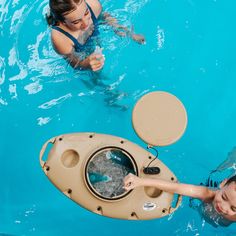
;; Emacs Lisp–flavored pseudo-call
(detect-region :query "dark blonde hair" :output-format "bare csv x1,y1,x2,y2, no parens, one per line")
46,0,83,26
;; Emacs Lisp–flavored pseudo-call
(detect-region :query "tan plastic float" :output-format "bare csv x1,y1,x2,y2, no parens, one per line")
39,91,187,220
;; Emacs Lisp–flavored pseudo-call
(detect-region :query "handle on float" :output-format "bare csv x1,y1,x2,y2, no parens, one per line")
169,194,182,214
39,137,56,168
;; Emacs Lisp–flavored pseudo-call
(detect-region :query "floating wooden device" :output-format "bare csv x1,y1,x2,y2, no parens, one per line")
39,91,187,220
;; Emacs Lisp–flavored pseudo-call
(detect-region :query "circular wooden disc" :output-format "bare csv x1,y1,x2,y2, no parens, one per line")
132,91,187,146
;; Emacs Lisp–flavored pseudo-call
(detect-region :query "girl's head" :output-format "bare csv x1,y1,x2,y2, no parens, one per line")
46,0,92,31
213,175,236,219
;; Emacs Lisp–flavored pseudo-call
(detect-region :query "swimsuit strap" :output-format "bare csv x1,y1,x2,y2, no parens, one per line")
86,2,97,23
51,26,81,48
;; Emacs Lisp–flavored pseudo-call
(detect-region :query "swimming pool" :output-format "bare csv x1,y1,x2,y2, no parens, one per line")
1,0,236,235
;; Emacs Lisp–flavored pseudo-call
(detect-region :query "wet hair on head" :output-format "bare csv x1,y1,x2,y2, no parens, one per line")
46,0,83,26
225,175,236,186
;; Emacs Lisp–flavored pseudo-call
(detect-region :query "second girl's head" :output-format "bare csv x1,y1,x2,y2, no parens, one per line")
213,175,236,219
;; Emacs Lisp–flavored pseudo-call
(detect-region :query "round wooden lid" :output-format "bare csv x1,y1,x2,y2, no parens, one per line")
132,91,187,146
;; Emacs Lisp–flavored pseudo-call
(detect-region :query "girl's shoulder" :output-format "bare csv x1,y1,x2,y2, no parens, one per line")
86,0,102,18
51,29,74,55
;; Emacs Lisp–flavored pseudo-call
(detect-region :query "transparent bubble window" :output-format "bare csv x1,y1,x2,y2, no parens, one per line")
85,147,138,200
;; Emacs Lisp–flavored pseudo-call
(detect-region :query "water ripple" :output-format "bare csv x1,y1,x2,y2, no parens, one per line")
10,4,27,34
9,84,17,99
8,47,28,81
124,0,150,14
38,93,72,109
0,97,8,106
156,26,165,50
0,56,6,85
0,0,10,34
37,116,51,126
24,80,43,94
27,31,67,77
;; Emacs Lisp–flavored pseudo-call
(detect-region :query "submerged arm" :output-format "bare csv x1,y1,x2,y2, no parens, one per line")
65,52,104,71
124,173,215,201
102,12,145,44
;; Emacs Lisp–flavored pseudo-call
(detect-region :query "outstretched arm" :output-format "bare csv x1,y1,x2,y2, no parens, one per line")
124,173,215,202
102,12,145,44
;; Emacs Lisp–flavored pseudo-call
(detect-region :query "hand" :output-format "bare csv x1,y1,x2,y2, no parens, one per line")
131,33,146,44
88,53,105,72
123,173,142,191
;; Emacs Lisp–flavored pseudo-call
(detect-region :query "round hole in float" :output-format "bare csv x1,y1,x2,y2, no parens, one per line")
61,150,80,168
144,186,162,198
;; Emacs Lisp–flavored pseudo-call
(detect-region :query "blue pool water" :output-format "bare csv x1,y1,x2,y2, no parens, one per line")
1,0,236,235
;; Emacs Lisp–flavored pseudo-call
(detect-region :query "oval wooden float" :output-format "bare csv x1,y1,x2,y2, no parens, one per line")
39,91,187,220
39,133,182,220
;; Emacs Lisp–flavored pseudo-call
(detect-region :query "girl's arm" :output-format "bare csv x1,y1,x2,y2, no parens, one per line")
102,12,145,44
65,51,104,71
124,173,215,201
52,35,104,71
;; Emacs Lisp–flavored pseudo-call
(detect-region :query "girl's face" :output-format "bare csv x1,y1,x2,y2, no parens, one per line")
213,182,236,219
63,1,91,31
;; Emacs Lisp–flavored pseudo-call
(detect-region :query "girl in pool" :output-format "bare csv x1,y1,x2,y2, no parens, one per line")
124,173,236,227
46,0,145,71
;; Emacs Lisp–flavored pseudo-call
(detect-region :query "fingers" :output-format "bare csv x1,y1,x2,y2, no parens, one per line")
139,37,145,44
123,173,134,182
132,34,146,44
123,173,136,191
90,54,105,71
90,54,104,61
91,61,104,71
123,181,132,191
123,180,135,191
90,59,103,67
95,54,105,61
92,64,104,71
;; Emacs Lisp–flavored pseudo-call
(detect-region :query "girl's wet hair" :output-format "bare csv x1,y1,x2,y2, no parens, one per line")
225,175,236,186
46,0,83,26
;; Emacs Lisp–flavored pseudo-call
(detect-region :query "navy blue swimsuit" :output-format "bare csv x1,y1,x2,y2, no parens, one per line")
52,3,100,57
